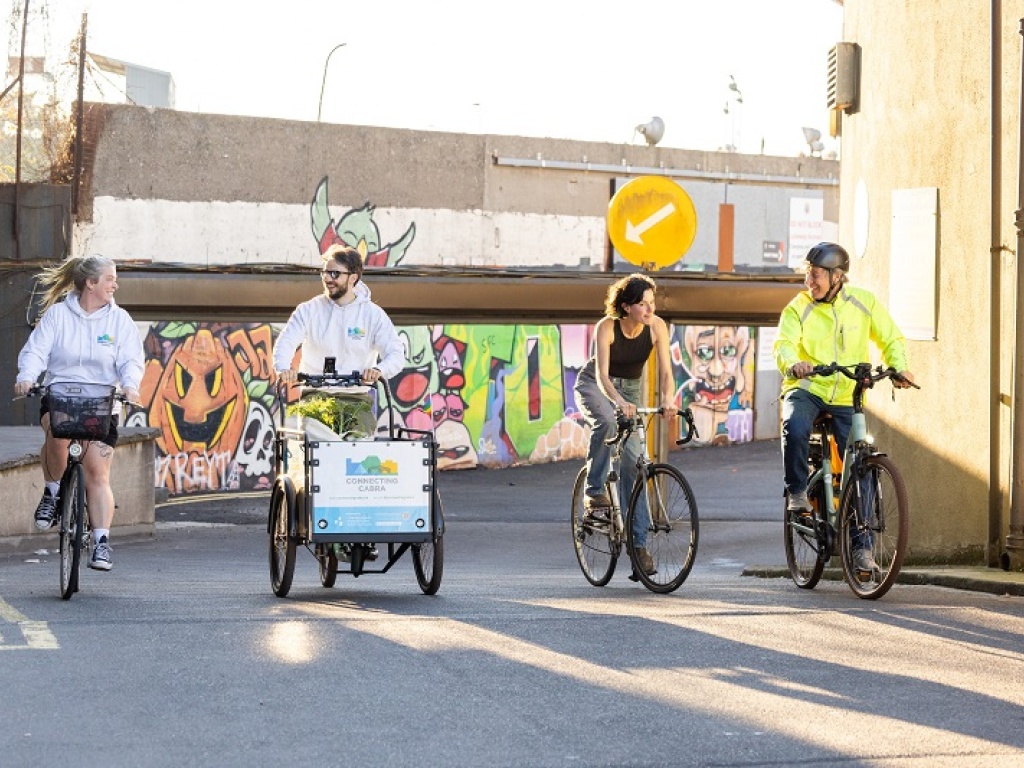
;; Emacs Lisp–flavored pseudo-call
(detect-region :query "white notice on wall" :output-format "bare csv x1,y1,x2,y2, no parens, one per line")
889,188,938,341
788,198,824,268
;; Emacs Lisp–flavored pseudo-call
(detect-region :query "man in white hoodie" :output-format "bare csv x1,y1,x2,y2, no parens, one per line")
272,245,406,563
273,244,405,387
15,255,144,571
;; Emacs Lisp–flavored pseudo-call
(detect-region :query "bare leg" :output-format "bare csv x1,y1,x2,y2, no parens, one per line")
83,442,115,530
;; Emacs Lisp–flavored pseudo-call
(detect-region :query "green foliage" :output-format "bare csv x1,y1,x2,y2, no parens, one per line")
287,394,373,438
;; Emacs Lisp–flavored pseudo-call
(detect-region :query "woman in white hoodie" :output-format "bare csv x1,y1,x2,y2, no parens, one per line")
15,255,144,572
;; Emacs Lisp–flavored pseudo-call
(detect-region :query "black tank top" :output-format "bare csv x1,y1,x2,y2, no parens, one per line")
608,321,653,379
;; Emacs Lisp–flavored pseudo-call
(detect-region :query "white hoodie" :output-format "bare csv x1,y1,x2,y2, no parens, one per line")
17,292,144,392
272,280,405,378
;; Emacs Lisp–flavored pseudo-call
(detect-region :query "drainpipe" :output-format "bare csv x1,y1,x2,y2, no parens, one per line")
1006,17,1024,569
990,0,1003,567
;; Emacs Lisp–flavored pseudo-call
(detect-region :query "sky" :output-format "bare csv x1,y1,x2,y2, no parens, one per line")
5,0,844,157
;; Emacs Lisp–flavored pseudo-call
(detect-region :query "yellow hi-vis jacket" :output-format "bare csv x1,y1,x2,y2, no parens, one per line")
773,285,909,406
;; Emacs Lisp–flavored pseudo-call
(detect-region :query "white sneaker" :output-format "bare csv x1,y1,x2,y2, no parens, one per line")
787,490,813,513
88,538,113,571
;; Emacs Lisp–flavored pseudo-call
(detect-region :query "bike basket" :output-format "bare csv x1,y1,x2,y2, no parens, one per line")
47,382,117,440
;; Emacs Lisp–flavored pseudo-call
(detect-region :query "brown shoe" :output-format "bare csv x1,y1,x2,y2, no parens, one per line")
635,547,656,576
584,493,611,510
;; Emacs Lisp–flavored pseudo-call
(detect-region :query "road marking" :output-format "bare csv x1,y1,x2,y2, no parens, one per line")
0,596,59,650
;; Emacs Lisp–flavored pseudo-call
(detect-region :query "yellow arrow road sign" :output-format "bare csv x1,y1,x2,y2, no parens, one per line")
608,176,698,269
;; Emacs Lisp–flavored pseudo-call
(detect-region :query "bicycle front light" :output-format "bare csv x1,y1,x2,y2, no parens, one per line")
864,434,875,445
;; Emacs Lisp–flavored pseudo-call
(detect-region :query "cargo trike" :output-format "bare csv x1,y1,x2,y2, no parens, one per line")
268,370,444,597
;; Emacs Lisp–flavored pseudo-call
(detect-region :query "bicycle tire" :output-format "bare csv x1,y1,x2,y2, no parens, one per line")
413,489,444,595
784,473,828,589
318,544,338,588
59,463,85,600
839,454,909,600
626,464,698,594
268,478,297,597
570,466,618,586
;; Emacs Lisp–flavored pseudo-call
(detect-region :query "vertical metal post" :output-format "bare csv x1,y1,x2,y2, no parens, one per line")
13,0,31,261
1005,18,1024,568
71,13,87,224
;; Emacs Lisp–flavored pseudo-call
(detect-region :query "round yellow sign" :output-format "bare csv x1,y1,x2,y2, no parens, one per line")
607,176,698,269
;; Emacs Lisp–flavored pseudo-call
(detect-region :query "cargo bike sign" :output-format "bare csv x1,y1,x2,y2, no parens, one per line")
310,440,432,536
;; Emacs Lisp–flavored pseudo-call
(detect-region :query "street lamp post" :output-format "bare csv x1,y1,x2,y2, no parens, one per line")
317,43,347,122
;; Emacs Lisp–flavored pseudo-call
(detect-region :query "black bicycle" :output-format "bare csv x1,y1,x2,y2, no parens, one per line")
23,382,125,599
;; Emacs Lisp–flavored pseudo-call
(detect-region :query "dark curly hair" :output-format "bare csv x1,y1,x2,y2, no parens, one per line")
604,273,656,318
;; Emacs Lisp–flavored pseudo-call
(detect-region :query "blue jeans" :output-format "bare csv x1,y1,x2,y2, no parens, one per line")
781,388,872,550
780,388,853,495
574,362,648,547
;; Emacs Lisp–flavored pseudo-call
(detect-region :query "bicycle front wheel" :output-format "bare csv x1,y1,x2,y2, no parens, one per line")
571,467,618,586
268,478,297,598
59,463,86,600
784,474,828,589
626,464,698,594
839,454,909,600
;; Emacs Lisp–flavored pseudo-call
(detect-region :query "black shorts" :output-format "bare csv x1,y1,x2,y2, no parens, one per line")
40,398,120,448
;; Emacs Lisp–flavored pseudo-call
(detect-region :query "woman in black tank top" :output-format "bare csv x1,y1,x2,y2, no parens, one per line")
573,274,678,576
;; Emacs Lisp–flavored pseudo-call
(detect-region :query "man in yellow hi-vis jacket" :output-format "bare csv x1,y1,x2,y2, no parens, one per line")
773,242,915,571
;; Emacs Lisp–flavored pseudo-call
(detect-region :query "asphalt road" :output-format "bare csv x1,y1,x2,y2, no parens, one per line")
1,441,1022,767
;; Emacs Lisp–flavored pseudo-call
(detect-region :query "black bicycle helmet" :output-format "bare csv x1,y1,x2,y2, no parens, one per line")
804,242,850,272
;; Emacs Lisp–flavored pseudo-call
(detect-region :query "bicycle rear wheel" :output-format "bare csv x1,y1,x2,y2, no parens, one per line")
571,467,618,586
784,474,828,589
413,489,444,595
59,463,86,600
626,464,698,594
839,454,909,600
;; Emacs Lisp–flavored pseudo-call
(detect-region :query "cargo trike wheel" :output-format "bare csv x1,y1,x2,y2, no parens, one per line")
268,478,297,597
413,490,444,595
317,544,338,588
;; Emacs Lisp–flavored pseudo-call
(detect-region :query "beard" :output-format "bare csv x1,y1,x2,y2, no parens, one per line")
326,283,350,302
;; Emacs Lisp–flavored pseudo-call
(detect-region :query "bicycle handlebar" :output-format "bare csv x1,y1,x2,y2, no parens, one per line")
15,383,132,404
296,370,367,388
809,362,920,390
603,406,700,447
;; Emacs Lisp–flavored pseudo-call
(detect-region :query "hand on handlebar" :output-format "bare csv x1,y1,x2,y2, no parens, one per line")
893,370,917,389
14,380,33,397
277,369,298,384
788,361,815,379
617,401,637,419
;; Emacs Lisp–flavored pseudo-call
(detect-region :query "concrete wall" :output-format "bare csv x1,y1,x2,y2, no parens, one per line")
837,2,1015,564
0,428,158,556
73,104,838,270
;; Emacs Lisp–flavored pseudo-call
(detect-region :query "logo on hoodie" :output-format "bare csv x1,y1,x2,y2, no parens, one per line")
347,326,366,341
96,333,115,346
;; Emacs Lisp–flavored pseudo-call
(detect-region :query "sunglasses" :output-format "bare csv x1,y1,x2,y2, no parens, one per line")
321,270,353,280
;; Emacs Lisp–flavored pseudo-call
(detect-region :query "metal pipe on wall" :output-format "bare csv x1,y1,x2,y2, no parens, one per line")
1005,17,1024,569
990,0,1004,568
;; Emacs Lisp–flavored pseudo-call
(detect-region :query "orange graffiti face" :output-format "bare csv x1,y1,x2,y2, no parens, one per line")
151,329,246,453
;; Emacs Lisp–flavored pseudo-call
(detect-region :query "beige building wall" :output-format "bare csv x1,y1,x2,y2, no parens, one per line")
838,1,1019,565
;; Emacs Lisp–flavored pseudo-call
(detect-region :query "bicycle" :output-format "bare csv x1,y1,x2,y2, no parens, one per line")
22,382,126,600
571,406,699,593
784,362,919,599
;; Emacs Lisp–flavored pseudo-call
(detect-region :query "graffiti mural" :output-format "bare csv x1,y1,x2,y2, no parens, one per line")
671,324,755,446
127,322,279,494
311,175,416,266
127,318,756,495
